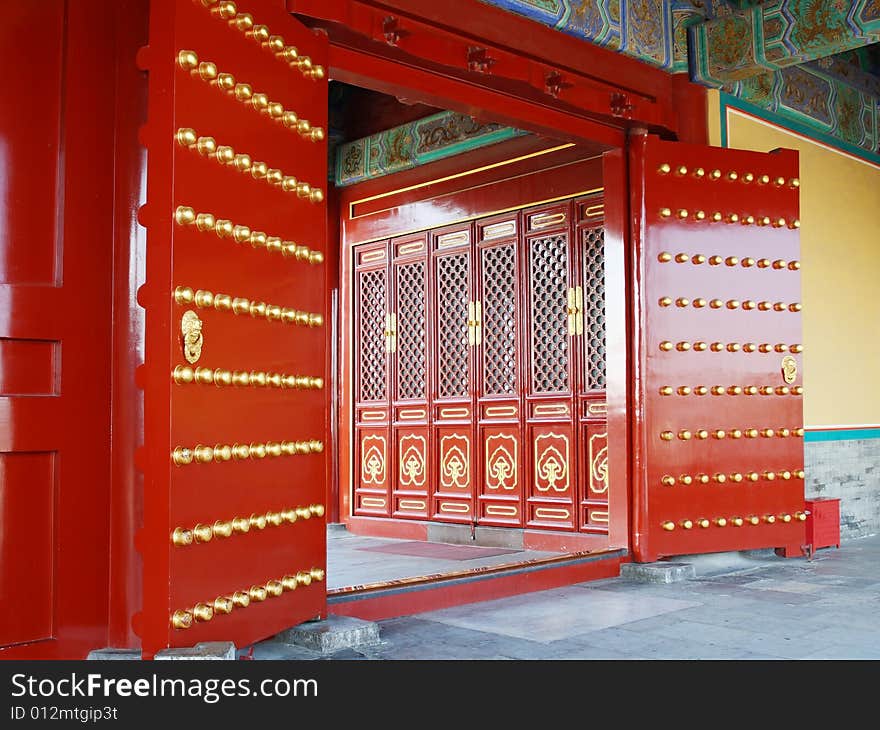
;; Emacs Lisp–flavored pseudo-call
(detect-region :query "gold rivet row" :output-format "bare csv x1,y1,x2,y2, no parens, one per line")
659,384,803,397
171,504,325,546
658,341,802,354
658,296,801,313
174,205,323,264
173,286,323,328
170,566,326,630
657,208,800,228
660,469,805,486
175,128,324,204
196,0,325,81
661,511,806,531
656,164,799,188
659,427,804,442
176,51,325,142
172,365,323,390
658,252,800,271
172,439,324,466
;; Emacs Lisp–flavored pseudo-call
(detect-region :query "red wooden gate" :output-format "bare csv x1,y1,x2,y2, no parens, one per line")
138,0,328,656
631,134,805,562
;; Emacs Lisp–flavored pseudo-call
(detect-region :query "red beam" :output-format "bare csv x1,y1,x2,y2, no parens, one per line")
289,0,675,137
327,44,625,149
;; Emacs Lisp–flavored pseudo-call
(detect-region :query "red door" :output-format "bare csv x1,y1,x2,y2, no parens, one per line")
474,214,525,527
523,202,578,531
390,234,431,519
630,133,805,562
353,240,392,517
138,0,329,656
431,224,478,522
0,0,115,659
574,194,611,533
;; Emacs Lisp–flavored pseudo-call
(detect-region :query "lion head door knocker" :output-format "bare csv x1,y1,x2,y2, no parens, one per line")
181,310,203,364
781,355,797,385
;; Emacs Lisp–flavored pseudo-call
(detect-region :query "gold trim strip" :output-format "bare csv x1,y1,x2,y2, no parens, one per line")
350,186,604,246
361,249,386,263
397,241,425,255
360,497,386,508
361,412,386,422
583,204,604,218
172,365,323,389
173,285,323,327
175,127,323,203
170,565,326,630
174,205,322,263
533,404,569,417
587,403,608,415
485,505,518,516
485,406,517,417
438,231,469,248
351,144,577,212
399,409,427,420
589,510,609,524
440,407,470,418
482,221,516,240
398,499,426,511
439,502,470,514
535,507,570,519
530,212,566,230
172,439,323,466
177,51,324,142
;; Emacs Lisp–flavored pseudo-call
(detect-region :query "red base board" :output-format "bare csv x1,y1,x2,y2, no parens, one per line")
327,550,625,621
343,516,614,553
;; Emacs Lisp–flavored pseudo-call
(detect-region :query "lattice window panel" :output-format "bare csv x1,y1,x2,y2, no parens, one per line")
395,261,427,401
481,244,517,396
436,253,470,398
582,226,606,390
529,234,570,394
358,268,387,402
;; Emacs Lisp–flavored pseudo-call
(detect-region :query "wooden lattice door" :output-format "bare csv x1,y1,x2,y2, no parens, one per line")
474,214,526,526
575,195,611,532
430,225,477,522
353,240,392,517
522,202,579,530
390,234,431,519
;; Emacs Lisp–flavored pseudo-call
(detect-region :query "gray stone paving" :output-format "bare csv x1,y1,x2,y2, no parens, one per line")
245,532,880,660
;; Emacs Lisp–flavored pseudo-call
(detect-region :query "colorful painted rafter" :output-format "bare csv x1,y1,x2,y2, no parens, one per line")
334,111,526,187
689,0,880,87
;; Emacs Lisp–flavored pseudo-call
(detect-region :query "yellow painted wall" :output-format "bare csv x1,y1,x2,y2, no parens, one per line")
707,91,880,427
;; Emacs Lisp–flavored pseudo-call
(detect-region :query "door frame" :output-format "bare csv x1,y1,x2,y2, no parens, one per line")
296,0,708,552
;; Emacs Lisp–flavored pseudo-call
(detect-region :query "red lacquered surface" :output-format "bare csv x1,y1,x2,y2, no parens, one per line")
108,0,150,651
0,0,114,659
139,0,329,657
630,133,805,562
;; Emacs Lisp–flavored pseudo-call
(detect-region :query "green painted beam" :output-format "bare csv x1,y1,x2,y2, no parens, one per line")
690,0,880,88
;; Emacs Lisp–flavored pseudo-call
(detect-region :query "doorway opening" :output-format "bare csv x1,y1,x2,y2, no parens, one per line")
323,80,627,608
